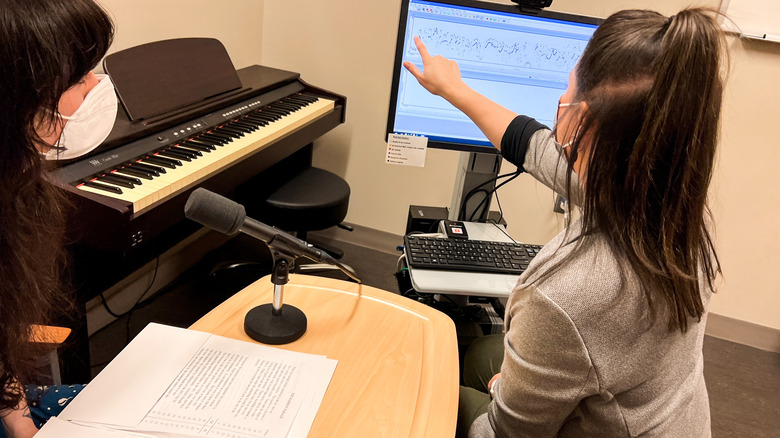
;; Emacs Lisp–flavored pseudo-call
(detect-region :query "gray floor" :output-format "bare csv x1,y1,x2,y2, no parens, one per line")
89,232,780,437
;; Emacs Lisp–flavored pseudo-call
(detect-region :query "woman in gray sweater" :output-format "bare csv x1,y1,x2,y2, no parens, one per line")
405,8,724,437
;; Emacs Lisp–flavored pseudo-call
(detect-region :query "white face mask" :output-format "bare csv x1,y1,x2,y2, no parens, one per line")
45,74,118,160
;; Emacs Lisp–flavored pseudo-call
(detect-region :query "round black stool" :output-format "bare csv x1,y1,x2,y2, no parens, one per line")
258,167,351,258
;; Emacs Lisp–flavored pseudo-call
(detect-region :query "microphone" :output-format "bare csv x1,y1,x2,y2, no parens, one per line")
184,187,336,266
184,188,359,345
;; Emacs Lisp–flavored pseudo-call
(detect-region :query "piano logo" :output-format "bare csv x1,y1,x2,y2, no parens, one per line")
97,154,120,164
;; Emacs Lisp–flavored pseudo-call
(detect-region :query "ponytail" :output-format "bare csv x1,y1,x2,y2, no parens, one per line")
629,9,723,331
564,8,725,332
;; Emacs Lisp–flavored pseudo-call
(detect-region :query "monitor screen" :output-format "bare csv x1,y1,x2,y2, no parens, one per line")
387,0,601,154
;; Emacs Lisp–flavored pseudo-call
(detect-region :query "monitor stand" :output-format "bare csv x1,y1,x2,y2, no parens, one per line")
449,151,502,222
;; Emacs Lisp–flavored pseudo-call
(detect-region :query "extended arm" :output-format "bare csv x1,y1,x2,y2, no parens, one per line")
405,38,582,205
403,37,518,149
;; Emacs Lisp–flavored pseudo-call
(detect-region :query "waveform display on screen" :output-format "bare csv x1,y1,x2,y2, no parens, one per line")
408,18,586,73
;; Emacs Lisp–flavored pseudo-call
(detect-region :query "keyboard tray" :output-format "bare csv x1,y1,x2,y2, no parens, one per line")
404,235,542,275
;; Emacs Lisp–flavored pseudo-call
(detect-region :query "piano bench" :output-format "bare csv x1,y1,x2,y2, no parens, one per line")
256,167,351,259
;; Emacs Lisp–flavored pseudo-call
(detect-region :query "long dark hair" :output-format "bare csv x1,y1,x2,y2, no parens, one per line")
558,8,724,332
0,0,113,410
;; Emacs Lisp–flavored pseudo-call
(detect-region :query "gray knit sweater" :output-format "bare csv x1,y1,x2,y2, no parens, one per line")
469,116,712,437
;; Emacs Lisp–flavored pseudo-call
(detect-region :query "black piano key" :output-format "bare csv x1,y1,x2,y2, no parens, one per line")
237,113,268,126
256,110,282,120
179,141,213,152
191,137,224,147
275,102,301,111
216,126,246,137
107,172,142,185
264,107,290,117
286,96,313,106
96,175,135,189
130,162,165,174
225,122,254,132
231,121,259,131
294,94,318,103
175,145,208,156
255,111,280,120
170,146,201,157
243,114,271,125
183,140,216,150
82,180,123,194
159,147,194,159
272,103,296,111
157,150,192,162
143,155,180,168
116,166,155,180
194,136,226,146
201,133,231,144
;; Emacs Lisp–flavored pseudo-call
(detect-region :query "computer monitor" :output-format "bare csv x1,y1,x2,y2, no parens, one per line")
386,0,601,154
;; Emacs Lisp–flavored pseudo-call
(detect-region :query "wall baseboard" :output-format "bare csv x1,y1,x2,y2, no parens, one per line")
309,222,402,256
705,313,780,353
313,223,780,354
85,229,229,336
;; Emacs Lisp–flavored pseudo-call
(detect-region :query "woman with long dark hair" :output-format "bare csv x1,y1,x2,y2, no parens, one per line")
406,8,724,437
0,0,114,436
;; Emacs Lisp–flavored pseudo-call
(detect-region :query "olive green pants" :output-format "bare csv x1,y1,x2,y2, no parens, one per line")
456,334,504,438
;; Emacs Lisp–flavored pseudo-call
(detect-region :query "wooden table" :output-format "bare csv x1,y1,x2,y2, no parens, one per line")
189,274,459,437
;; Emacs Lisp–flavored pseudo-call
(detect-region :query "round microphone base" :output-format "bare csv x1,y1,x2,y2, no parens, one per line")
244,304,307,345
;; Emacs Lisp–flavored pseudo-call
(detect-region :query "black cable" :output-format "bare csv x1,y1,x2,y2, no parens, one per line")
474,169,522,219
94,256,162,325
126,256,161,344
90,254,206,343
461,169,522,221
469,170,523,220
438,293,460,306
467,169,523,221
493,184,506,225
460,189,491,221
457,170,520,221
98,292,123,319
487,220,518,243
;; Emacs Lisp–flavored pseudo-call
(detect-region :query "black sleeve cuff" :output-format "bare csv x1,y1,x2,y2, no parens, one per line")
500,115,549,171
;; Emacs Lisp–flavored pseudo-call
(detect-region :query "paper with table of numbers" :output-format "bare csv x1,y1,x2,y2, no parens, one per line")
43,323,336,438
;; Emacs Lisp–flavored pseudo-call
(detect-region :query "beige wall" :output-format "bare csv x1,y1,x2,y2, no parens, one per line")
98,0,264,69
261,0,780,332
93,0,779,332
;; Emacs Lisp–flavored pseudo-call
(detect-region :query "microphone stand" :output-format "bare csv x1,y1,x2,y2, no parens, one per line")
243,247,307,345
182,187,362,345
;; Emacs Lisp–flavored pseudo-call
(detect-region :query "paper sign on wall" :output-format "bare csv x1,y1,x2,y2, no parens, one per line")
386,133,427,167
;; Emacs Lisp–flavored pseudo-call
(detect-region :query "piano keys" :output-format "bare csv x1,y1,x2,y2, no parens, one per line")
62,92,334,215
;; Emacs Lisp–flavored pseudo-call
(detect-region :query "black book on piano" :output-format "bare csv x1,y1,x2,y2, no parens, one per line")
105,37,244,122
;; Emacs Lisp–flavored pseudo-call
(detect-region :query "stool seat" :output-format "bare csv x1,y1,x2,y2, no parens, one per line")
261,167,350,232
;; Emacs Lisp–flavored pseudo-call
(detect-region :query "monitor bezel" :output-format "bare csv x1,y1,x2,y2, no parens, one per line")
386,0,602,155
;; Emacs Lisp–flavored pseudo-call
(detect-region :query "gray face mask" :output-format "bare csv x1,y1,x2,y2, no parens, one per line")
45,74,118,160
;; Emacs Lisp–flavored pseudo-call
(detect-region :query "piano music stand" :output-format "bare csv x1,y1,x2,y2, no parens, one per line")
103,38,244,121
